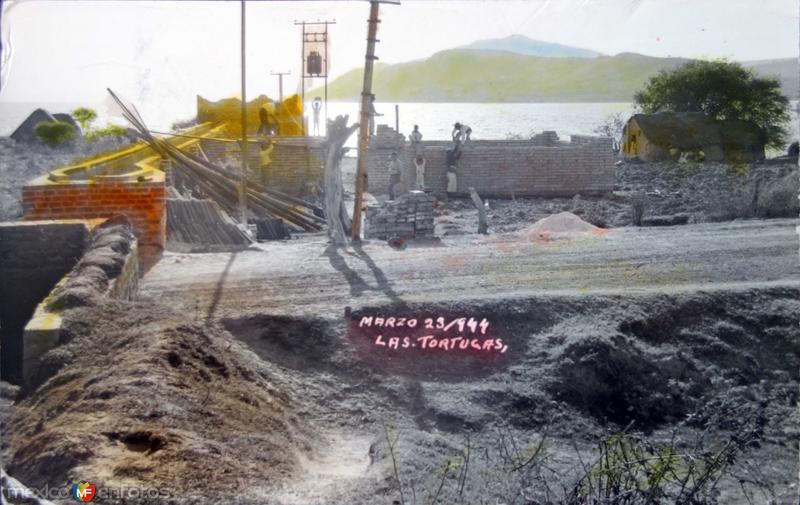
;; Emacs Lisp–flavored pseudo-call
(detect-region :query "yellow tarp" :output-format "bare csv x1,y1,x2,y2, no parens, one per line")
196,94,305,137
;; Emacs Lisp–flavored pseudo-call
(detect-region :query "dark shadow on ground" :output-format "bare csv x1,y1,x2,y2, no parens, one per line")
323,243,408,309
206,252,238,322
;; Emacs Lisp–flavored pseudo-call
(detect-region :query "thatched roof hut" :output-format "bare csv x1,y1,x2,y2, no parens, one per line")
621,112,765,162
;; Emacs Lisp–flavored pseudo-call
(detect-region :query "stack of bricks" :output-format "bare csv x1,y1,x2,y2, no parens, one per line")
365,191,435,240
22,175,166,271
365,125,615,198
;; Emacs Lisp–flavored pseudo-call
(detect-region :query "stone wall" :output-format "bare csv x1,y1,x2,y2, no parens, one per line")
199,137,325,197
365,191,435,240
22,175,166,271
0,221,90,384
22,219,140,389
366,126,615,198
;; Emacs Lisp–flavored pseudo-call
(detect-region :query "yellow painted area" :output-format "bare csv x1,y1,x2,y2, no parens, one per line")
26,311,63,332
622,119,645,157
197,94,305,137
27,96,308,189
32,123,226,187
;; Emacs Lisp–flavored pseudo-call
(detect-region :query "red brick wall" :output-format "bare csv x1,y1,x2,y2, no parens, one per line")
22,180,166,271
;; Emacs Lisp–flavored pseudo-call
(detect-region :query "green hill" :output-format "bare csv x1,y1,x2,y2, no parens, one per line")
315,49,797,103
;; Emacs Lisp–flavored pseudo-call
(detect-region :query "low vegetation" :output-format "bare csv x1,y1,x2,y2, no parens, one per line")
33,121,77,147
70,106,128,143
381,398,772,505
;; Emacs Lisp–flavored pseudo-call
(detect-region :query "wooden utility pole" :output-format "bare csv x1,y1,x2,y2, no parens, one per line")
352,1,398,240
239,0,248,228
270,70,290,101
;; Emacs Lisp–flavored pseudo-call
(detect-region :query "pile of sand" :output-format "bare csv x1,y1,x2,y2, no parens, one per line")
517,211,604,240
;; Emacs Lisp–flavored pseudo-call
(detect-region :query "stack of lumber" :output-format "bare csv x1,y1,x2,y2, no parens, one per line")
166,197,252,249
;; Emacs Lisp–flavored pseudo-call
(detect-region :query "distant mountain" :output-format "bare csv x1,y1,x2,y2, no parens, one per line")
460,35,602,58
318,50,689,102
743,58,799,98
317,50,799,103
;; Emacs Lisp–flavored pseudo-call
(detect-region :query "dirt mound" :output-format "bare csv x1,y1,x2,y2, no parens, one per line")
6,299,308,502
546,287,800,429
47,220,136,311
517,211,605,240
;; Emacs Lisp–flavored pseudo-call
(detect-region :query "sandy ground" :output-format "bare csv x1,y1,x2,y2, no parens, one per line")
140,217,800,320
134,217,800,503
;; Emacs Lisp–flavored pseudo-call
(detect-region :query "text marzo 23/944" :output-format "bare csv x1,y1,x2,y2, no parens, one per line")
356,315,508,354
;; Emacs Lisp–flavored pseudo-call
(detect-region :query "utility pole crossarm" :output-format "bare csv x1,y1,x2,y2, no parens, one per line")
270,70,291,102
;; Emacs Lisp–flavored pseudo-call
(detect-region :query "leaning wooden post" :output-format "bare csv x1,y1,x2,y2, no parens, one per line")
469,187,488,234
324,115,359,245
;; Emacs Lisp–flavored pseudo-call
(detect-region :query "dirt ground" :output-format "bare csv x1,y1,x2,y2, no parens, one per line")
4,282,799,504
2,143,799,504
437,160,799,235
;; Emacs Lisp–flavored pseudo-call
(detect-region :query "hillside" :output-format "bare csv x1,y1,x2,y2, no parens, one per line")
316,50,798,103
460,34,601,58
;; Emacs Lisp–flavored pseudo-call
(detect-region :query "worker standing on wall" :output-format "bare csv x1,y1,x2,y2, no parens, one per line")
312,97,322,136
258,138,275,186
446,147,460,195
257,103,278,136
368,94,383,137
452,122,472,145
387,151,401,200
414,155,426,191
409,124,423,156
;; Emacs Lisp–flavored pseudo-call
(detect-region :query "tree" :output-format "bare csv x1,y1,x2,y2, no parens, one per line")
634,60,790,149
34,121,77,147
71,106,98,131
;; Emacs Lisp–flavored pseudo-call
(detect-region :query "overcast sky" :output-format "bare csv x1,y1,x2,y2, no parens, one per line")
1,0,797,105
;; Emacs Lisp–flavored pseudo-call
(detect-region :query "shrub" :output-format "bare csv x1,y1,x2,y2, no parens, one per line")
71,107,98,130
34,121,77,147
593,112,625,151
85,124,128,142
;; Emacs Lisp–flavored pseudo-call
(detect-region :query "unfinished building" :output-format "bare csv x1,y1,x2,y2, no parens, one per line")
365,125,615,198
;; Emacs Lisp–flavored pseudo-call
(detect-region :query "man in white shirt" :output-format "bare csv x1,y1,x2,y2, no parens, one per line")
414,155,426,190
387,151,401,200
409,125,423,156
312,97,322,136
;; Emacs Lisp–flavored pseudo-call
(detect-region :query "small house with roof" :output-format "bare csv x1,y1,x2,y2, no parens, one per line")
621,112,765,163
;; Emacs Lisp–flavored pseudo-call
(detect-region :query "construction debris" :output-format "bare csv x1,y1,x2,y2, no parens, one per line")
107,89,325,233
166,198,252,251
253,218,291,241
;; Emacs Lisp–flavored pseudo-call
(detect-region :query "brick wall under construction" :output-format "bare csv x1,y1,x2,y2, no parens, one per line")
366,126,615,198
199,137,325,197
22,176,166,271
